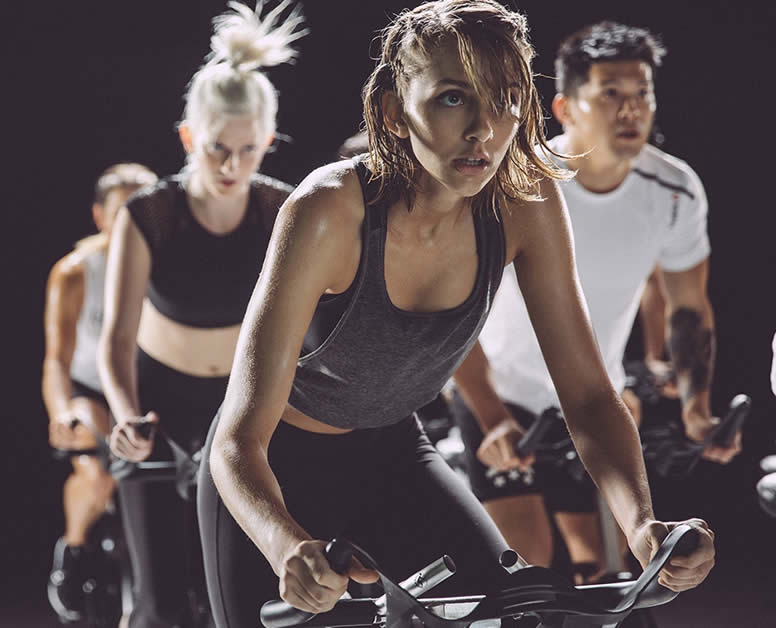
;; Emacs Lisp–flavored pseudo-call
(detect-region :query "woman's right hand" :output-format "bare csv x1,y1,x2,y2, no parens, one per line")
277,540,378,613
477,416,535,472
109,411,159,462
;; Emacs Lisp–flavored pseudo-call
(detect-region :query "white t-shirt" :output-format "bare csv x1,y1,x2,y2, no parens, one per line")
479,136,711,414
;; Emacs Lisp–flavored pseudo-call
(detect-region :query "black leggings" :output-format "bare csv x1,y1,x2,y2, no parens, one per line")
198,412,513,628
120,349,227,628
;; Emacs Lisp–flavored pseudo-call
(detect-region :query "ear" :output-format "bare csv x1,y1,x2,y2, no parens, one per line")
264,133,275,150
92,203,105,231
381,91,409,139
551,93,573,127
178,123,194,154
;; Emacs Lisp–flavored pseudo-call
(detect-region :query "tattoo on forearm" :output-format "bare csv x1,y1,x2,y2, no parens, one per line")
668,307,715,401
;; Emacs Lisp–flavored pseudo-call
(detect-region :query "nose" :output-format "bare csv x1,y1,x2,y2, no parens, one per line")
618,96,642,121
466,105,495,144
220,150,240,174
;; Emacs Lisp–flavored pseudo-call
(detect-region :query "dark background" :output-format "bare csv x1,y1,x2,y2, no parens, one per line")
2,0,775,624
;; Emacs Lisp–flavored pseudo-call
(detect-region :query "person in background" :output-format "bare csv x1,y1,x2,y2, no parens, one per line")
98,3,303,626
43,163,157,622
451,20,737,583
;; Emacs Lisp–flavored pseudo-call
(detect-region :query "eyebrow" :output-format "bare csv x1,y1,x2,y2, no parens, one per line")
436,78,471,89
599,78,650,86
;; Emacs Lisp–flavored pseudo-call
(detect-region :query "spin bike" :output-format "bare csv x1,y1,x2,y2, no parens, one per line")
50,419,207,627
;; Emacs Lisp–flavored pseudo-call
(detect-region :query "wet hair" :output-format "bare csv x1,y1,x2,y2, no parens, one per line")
93,163,157,205
362,0,566,214
555,21,666,96
181,1,307,142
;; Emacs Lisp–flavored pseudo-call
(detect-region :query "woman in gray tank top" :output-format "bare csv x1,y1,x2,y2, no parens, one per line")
42,163,156,623
197,3,716,627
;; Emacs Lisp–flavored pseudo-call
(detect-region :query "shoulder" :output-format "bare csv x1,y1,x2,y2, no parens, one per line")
632,144,705,202
280,160,365,238
500,177,570,263
249,173,295,229
48,249,87,294
124,176,182,251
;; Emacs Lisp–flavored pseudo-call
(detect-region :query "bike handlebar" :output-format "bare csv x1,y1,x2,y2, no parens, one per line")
260,525,699,628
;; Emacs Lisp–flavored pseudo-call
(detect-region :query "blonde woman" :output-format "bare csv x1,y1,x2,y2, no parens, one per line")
199,2,715,627
98,3,304,626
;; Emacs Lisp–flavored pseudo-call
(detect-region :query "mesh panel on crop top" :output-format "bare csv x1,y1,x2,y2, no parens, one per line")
126,174,292,327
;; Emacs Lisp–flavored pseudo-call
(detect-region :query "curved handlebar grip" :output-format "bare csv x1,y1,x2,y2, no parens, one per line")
325,538,354,575
259,539,354,628
627,524,700,611
260,599,316,628
514,408,558,457
711,394,750,447
136,420,156,440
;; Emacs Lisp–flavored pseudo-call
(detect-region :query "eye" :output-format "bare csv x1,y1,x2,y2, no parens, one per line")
437,90,465,107
603,88,619,99
241,145,257,154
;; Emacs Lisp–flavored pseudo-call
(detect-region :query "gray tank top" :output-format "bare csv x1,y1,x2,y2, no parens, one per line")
70,249,106,391
288,159,506,429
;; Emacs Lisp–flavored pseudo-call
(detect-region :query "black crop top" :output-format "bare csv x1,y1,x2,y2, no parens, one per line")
126,174,292,328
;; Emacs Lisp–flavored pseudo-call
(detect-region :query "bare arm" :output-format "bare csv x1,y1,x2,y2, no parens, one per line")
97,207,155,459
508,179,652,538
211,164,374,610
452,341,532,470
660,259,736,462
42,256,84,446
640,266,669,363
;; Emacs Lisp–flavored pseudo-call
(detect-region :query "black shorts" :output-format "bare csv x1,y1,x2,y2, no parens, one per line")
70,379,108,407
450,392,597,513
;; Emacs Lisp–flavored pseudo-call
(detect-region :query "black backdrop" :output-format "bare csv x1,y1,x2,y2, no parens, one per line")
3,0,775,611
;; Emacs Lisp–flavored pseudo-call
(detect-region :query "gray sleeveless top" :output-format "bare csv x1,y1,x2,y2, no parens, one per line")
70,249,106,391
288,159,506,429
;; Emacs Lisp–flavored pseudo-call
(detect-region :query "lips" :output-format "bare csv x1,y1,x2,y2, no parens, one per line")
616,129,640,139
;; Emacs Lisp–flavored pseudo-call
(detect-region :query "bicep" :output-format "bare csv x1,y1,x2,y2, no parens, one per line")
43,262,84,365
510,180,611,411
102,208,151,346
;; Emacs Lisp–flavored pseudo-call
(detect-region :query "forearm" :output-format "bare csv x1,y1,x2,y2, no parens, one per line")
98,336,141,424
566,391,654,538
640,271,668,362
453,342,514,432
210,432,310,572
668,306,715,410
41,359,73,419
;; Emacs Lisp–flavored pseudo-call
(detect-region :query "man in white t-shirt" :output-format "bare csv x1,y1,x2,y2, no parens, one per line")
452,21,740,582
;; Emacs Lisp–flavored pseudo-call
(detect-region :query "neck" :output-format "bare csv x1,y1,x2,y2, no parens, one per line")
562,135,633,194
391,176,471,242
186,171,250,231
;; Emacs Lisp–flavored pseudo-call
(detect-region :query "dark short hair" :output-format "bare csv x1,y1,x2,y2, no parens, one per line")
555,21,666,96
93,163,157,205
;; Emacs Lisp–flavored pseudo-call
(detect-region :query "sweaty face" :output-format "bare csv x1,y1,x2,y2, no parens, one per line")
191,114,269,198
566,60,656,161
397,41,520,200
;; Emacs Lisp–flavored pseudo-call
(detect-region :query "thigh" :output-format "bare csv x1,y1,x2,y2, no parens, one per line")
118,478,190,620
363,419,511,596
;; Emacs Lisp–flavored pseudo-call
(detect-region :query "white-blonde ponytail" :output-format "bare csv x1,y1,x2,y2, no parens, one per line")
182,1,307,142
209,0,307,72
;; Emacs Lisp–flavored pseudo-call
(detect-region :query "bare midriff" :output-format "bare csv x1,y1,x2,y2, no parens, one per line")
280,404,353,434
136,299,240,378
